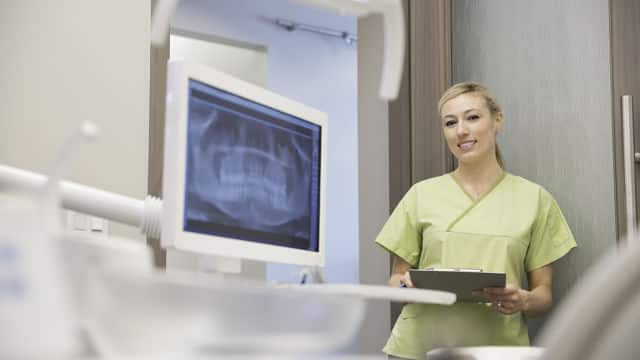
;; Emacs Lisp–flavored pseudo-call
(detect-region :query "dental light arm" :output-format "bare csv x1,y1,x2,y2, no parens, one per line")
296,0,404,100
150,0,405,100
0,165,163,239
150,0,180,47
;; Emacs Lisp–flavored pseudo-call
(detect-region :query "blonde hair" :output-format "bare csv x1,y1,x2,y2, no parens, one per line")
438,82,504,168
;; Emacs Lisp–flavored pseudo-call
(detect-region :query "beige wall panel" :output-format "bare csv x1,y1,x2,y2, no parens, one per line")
0,0,150,241
452,0,616,340
358,13,391,354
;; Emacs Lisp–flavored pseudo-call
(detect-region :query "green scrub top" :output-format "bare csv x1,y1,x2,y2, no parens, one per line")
376,173,577,360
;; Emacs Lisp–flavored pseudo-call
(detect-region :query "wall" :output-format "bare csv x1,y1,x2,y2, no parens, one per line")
0,0,150,240
171,0,359,285
170,31,269,87
451,0,616,339
358,14,392,355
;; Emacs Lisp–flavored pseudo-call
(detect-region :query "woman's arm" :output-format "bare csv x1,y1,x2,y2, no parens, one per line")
483,264,553,317
521,265,553,317
389,255,414,288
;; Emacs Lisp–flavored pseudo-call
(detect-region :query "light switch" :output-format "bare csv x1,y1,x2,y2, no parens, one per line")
90,217,104,232
64,211,108,236
72,212,89,231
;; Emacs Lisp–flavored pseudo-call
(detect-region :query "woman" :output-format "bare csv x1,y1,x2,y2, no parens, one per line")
376,82,577,359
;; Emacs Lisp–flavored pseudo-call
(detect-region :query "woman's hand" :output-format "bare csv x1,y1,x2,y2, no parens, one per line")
473,265,553,317
389,256,415,288
399,271,415,288
481,286,530,315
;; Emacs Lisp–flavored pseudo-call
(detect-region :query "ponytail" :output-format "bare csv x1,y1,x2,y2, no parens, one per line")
495,143,504,168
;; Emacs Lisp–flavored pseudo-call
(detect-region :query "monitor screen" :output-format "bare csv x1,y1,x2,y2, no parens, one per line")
162,61,326,266
183,79,322,252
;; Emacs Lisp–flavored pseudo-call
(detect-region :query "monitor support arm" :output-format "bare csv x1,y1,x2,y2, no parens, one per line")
0,164,163,239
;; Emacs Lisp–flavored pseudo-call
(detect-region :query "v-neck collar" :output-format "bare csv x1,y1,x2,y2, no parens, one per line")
446,172,508,232
449,171,508,203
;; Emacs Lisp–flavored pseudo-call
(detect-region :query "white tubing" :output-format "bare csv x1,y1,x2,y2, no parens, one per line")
0,165,158,235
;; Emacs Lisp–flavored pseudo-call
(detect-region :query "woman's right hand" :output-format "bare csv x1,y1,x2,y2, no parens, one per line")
389,256,415,288
400,271,415,288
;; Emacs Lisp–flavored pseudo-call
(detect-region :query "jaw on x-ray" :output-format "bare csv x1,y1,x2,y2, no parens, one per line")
185,98,313,241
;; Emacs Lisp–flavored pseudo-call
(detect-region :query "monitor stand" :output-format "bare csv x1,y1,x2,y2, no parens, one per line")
166,249,327,286
299,266,326,284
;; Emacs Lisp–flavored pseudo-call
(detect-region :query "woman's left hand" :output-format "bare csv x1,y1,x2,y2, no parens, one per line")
480,286,530,315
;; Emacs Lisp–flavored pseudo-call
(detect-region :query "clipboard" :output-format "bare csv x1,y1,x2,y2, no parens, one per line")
409,268,506,302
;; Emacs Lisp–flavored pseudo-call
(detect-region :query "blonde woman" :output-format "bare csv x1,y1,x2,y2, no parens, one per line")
376,82,576,359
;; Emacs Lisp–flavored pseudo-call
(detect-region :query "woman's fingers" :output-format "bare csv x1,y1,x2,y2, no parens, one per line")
484,287,519,301
487,293,519,302
483,286,525,314
402,271,415,288
492,297,518,312
484,286,518,296
493,301,516,314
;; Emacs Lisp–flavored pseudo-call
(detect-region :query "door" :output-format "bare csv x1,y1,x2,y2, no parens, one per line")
611,0,640,243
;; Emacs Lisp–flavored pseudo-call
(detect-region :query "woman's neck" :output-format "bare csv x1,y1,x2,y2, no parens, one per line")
453,157,504,199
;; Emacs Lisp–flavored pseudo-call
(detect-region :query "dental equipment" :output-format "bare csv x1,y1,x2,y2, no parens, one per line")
0,164,456,308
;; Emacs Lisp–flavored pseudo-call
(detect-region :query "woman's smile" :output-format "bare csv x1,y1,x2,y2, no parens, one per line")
458,140,477,151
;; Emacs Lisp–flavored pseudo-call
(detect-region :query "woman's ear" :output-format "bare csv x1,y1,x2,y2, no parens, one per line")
495,112,504,133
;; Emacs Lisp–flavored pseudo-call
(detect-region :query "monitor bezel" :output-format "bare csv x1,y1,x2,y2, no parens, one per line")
162,60,327,267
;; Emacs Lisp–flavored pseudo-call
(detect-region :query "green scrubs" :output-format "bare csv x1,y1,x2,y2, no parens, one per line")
376,173,576,359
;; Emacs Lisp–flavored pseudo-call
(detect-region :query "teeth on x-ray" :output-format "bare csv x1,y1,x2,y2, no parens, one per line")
186,102,312,235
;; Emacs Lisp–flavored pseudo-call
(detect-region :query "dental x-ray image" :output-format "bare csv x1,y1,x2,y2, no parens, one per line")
183,80,321,251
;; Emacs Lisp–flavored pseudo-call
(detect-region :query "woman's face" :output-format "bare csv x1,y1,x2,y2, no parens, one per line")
440,92,503,166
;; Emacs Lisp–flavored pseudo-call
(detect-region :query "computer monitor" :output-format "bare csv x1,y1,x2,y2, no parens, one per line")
162,60,327,267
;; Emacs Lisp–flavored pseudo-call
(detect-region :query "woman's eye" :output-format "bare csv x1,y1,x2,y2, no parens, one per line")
467,114,480,121
445,120,457,127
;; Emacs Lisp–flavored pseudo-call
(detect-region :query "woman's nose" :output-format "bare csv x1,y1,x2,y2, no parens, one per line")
456,121,469,136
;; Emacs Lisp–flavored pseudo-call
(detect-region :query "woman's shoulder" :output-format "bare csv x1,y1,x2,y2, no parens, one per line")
506,173,540,187
396,174,456,207
403,174,460,200
411,173,453,191
504,173,554,198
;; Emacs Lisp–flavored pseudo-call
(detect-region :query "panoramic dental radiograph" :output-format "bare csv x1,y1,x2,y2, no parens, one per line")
185,96,315,249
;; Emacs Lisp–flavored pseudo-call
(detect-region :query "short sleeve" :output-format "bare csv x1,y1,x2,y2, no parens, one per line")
525,188,577,271
375,185,422,267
